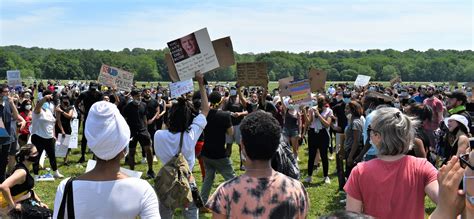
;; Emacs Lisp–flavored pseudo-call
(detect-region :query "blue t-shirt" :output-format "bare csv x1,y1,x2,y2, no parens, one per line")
362,111,378,156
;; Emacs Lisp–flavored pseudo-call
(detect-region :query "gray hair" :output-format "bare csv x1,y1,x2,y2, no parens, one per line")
371,107,419,156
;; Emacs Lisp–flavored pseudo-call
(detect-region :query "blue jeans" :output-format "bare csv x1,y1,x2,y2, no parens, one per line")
200,156,236,204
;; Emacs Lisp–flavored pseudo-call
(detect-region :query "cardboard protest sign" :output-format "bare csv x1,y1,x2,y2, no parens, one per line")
169,79,194,99
86,160,142,178
236,62,269,88
213,37,235,68
167,28,219,81
288,80,312,106
55,134,70,158
354,75,371,87
68,119,79,149
390,75,402,85
278,76,294,96
98,64,134,92
6,70,21,87
308,69,327,92
165,36,235,82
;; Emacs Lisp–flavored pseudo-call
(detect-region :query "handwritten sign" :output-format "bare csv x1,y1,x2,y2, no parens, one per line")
98,64,134,92
354,75,371,87
308,69,327,92
278,76,294,96
68,119,79,149
236,62,269,88
6,70,21,87
288,80,312,106
167,28,219,81
55,134,71,158
169,79,194,99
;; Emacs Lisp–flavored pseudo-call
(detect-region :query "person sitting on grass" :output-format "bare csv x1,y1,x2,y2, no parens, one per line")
53,101,160,218
206,111,309,218
0,144,49,217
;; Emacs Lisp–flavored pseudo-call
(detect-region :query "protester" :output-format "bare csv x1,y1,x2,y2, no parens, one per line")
442,114,470,162
53,101,160,218
343,101,365,178
142,88,161,161
345,107,438,219
0,144,49,217
423,84,444,152
154,72,209,218
18,99,32,147
31,90,63,180
304,95,333,183
281,97,302,161
222,87,247,170
206,111,309,218
200,91,235,210
404,103,432,160
74,82,103,163
54,95,74,165
446,90,473,134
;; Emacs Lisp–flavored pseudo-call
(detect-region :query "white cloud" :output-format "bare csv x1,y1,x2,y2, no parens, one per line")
0,1,472,52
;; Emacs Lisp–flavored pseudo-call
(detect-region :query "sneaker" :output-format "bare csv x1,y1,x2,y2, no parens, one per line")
141,158,147,164
146,170,156,179
153,156,158,162
324,177,331,184
303,176,312,183
53,170,64,179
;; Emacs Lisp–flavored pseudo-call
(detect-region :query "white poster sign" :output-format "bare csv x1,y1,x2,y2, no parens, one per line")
55,134,71,158
167,28,219,81
6,70,21,87
68,119,79,149
354,75,371,87
169,79,194,99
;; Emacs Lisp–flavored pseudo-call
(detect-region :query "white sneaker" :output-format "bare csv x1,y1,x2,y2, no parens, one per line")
153,156,158,162
53,170,64,179
324,177,331,184
303,176,312,183
141,158,147,164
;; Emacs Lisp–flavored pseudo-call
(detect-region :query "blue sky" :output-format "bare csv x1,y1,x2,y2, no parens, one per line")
0,0,472,52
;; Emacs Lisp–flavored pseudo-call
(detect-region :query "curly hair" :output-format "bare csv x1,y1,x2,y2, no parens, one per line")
240,111,281,161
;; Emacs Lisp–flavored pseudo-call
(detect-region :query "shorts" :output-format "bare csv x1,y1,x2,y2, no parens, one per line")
129,131,152,149
226,124,241,145
284,128,299,138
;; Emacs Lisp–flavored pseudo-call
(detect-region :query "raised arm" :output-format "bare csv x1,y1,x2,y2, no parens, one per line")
196,72,209,117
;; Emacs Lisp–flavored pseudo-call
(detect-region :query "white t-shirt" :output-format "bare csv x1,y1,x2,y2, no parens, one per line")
53,177,160,219
154,114,207,169
309,107,333,133
31,108,56,139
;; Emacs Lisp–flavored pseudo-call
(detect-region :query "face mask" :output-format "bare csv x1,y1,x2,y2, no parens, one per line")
144,94,151,99
25,105,32,111
62,101,69,106
288,104,296,111
394,102,401,108
27,154,40,163
336,96,343,102
230,89,237,96
343,98,350,104
318,102,324,109
157,94,163,98
425,93,433,98
346,113,352,120
42,102,50,111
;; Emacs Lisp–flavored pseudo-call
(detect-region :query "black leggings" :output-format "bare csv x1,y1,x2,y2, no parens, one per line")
308,128,330,177
0,144,9,182
81,117,88,158
32,134,57,174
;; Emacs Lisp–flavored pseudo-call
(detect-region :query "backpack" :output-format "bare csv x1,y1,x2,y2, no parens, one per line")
154,132,193,209
271,135,300,180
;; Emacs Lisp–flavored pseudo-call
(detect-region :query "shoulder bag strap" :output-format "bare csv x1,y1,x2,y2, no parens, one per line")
177,132,184,154
57,177,75,219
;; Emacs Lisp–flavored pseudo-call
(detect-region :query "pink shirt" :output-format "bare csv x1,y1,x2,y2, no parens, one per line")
344,156,437,219
423,97,444,131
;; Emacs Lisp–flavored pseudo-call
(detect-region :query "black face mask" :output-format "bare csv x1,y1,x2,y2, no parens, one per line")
318,102,324,109
62,101,69,106
144,94,151,99
27,154,40,163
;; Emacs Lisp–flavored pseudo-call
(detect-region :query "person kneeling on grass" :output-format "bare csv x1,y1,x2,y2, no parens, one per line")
53,101,160,219
0,144,49,217
206,111,309,219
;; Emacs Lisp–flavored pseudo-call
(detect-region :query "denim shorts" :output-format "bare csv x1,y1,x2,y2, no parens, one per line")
284,128,299,138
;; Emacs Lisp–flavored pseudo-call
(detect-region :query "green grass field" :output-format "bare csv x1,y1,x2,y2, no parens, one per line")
33,136,436,218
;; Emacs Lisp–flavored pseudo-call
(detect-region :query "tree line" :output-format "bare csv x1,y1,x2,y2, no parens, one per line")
0,45,473,82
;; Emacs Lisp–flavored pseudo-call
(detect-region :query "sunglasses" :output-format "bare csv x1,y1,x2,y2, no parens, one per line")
460,153,474,170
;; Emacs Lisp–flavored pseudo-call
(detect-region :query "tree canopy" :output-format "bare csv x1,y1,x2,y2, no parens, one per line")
1,46,473,82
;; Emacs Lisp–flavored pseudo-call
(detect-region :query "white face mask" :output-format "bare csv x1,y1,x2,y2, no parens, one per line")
25,105,32,111
230,89,237,96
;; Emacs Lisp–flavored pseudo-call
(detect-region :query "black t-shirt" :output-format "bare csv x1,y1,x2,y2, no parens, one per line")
143,98,159,119
123,101,148,134
331,99,348,133
223,97,244,126
76,90,103,116
201,109,232,159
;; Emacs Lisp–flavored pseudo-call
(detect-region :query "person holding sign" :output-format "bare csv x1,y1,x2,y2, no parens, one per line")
54,95,74,165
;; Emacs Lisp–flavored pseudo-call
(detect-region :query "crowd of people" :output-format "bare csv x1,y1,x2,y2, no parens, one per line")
0,75,472,218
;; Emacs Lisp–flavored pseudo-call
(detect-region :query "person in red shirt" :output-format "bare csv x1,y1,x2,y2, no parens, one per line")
18,100,33,147
344,107,439,219
423,85,444,150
